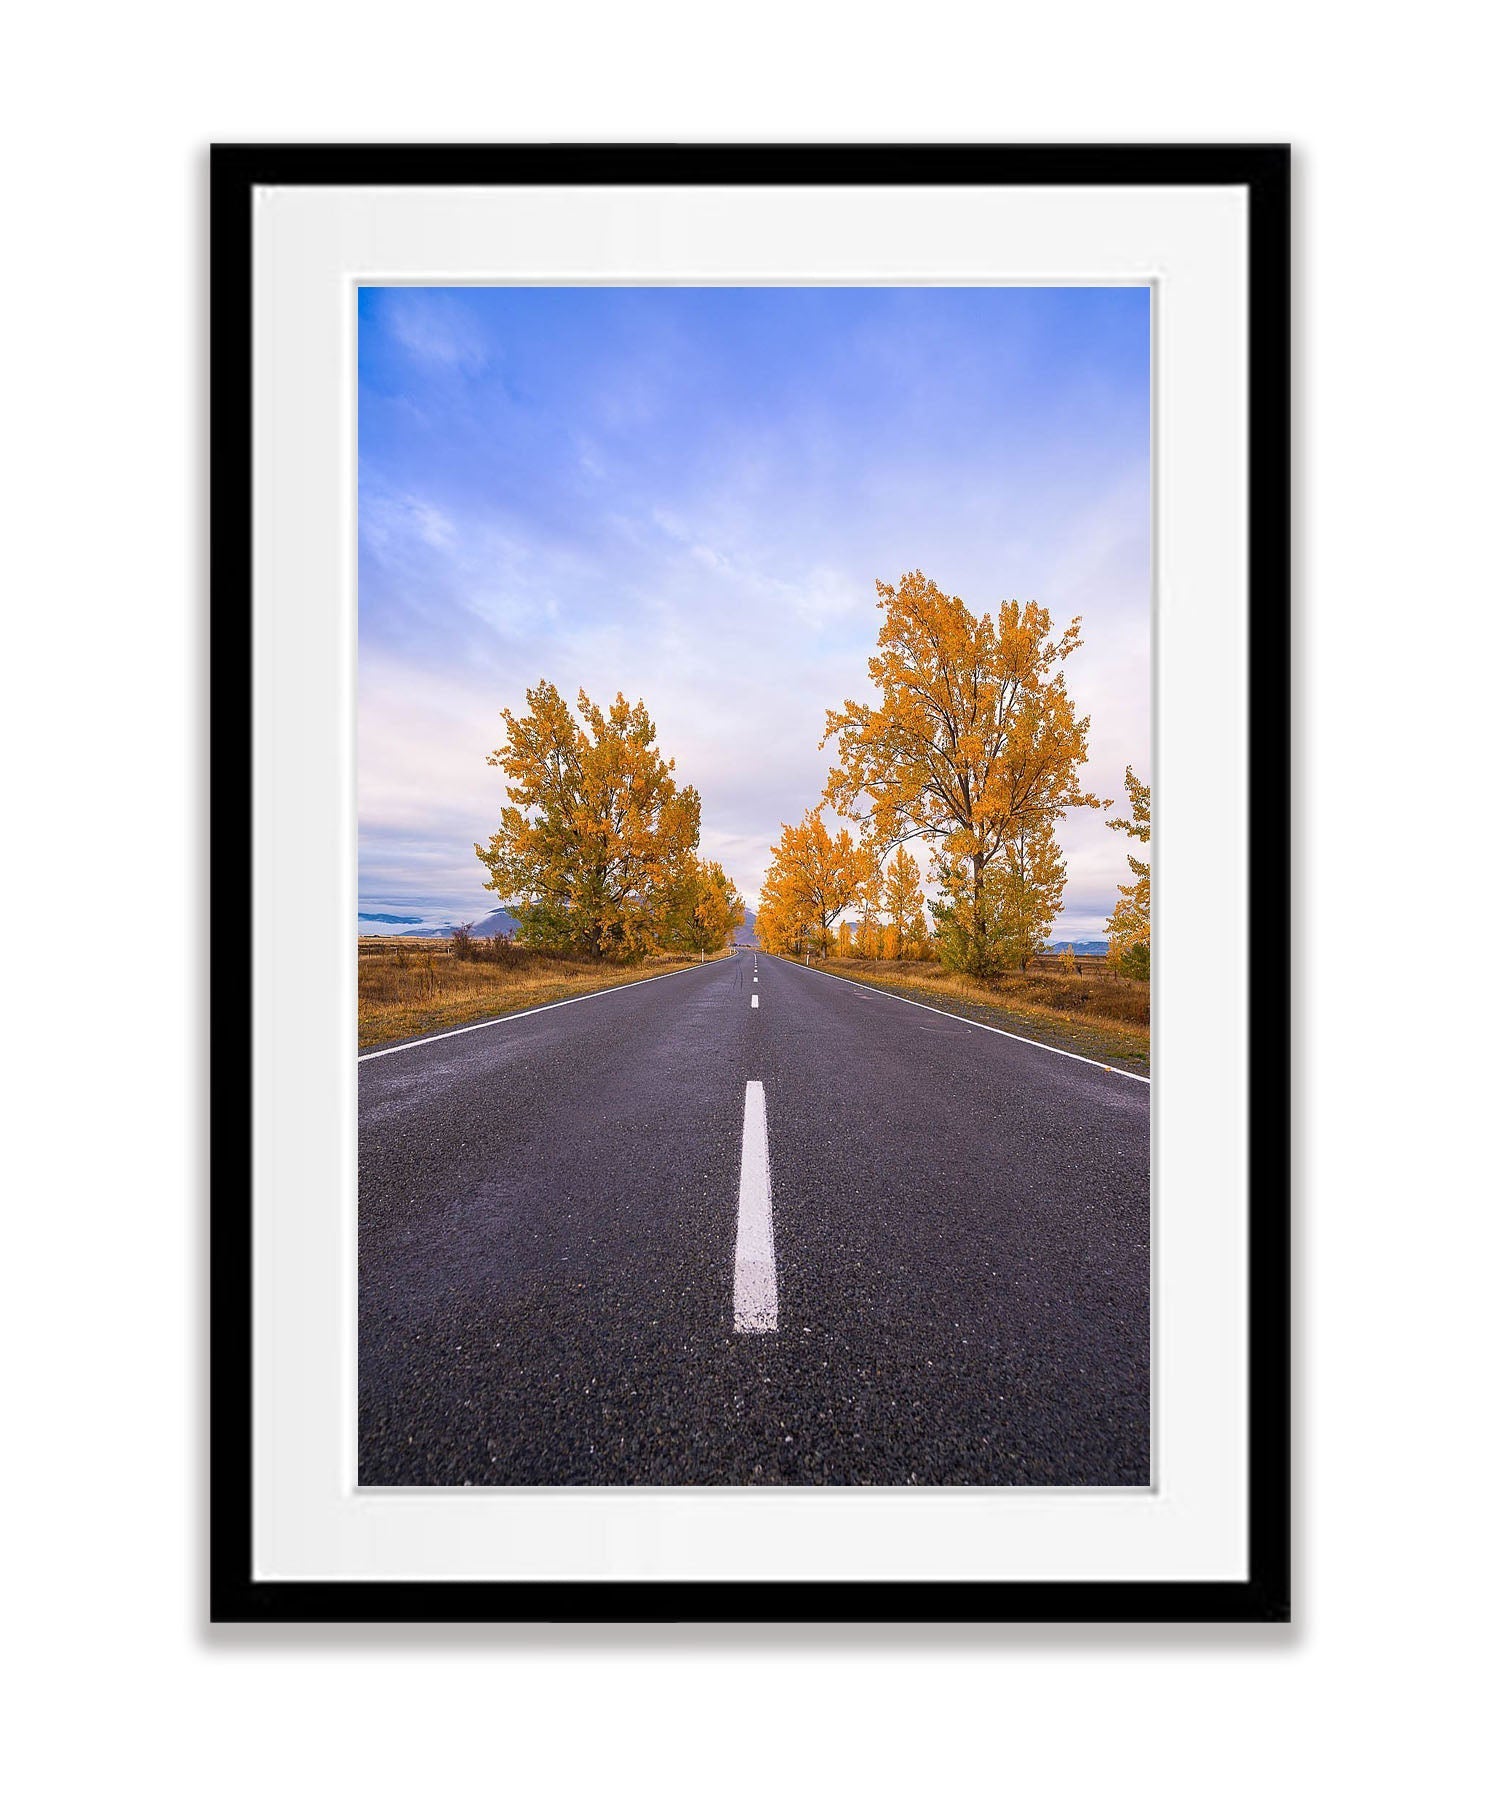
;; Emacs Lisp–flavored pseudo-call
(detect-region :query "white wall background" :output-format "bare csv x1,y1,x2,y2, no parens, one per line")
3,4,1494,1796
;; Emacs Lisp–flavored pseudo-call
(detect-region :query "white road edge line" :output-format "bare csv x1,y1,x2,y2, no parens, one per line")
787,958,1150,1084
733,1080,777,1333
358,958,720,1063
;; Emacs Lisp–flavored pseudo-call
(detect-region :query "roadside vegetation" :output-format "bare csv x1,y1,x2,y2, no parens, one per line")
756,570,1152,1059
359,678,749,1049
805,955,1150,1072
475,680,745,962
358,934,730,1051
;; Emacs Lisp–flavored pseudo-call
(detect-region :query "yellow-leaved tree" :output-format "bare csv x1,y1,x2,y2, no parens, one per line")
667,857,746,957
759,809,861,958
882,844,925,960
476,680,701,962
1105,764,1151,978
854,848,884,959
823,571,1099,974
996,817,1067,969
753,886,809,957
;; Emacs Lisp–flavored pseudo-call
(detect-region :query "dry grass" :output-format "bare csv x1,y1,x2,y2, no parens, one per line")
813,956,1151,1070
358,937,725,1050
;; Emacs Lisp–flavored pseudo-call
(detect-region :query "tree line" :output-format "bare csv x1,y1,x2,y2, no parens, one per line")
758,570,1151,977
758,819,936,962
474,679,745,961
468,575,1150,977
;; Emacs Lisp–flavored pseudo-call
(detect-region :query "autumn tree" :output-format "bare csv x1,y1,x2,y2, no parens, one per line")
1105,764,1151,979
882,845,924,959
753,889,811,957
476,680,701,962
854,846,884,958
932,817,1067,973
929,852,1007,974
823,571,1099,974
995,817,1067,969
700,859,748,953
759,808,861,958
667,857,746,957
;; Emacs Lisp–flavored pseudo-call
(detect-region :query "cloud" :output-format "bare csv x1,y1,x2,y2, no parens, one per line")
361,491,456,556
380,291,493,375
358,286,1151,926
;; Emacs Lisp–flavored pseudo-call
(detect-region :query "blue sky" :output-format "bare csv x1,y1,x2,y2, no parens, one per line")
359,285,1150,936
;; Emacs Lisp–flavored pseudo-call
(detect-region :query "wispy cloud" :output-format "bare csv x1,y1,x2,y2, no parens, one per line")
359,286,1150,934
378,289,493,374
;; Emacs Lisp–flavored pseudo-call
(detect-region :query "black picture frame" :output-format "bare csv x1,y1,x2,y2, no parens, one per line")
210,143,1290,1626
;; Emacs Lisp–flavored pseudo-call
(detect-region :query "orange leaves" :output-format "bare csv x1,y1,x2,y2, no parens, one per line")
823,571,1098,872
759,808,861,957
882,845,924,957
1105,765,1151,961
822,571,1099,973
670,857,746,955
1107,765,1151,837
476,682,701,961
997,818,1067,968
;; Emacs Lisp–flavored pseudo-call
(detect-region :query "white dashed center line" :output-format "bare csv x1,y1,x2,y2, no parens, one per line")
751,993,759,1008
733,1080,776,1333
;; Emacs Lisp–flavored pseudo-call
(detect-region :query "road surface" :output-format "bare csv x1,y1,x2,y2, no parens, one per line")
359,950,1150,1485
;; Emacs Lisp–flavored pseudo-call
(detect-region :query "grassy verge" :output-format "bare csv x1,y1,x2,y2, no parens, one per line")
358,938,729,1051
797,956,1151,1074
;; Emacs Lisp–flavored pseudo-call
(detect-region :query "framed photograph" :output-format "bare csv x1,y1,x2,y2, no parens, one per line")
211,144,1289,1623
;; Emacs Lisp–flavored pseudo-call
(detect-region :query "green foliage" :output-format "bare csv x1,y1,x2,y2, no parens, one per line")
930,856,1011,975
663,857,746,956
930,818,1067,975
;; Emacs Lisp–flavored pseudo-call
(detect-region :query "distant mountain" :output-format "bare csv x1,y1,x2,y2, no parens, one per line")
1044,939,1109,956
410,907,521,939
385,904,754,946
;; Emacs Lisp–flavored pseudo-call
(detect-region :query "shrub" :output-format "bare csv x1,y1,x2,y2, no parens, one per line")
1121,941,1150,981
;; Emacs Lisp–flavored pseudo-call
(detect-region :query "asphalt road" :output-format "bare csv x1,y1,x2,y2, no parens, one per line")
359,949,1150,1485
